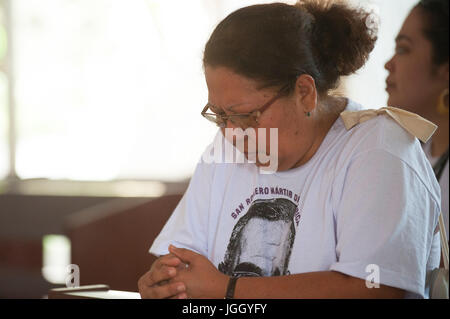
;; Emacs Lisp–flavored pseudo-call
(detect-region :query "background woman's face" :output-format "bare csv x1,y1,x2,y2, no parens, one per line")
384,7,448,116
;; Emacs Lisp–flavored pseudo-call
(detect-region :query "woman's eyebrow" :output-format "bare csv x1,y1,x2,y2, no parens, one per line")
209,102,252,113
207,103,221,112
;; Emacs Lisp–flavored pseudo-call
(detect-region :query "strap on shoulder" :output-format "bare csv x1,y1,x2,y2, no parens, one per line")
340,106,438,143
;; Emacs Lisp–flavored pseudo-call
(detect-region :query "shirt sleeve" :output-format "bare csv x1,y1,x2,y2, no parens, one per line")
329,148,440,298
149,158,215,258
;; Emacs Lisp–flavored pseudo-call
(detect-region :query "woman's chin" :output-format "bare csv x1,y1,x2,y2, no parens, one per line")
386,94,398,107
387,95,404,109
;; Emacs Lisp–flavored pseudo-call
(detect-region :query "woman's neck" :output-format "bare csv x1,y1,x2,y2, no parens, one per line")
289,97,347,169
421,107,449,157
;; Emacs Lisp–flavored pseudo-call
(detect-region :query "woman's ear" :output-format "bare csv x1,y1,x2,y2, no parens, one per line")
294,74,317,114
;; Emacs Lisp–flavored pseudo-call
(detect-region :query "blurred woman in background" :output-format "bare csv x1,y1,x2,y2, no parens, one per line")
385,0,449,237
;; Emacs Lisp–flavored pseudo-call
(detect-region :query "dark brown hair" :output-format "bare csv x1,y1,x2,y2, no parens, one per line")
203,1,377,96
416,0,449,66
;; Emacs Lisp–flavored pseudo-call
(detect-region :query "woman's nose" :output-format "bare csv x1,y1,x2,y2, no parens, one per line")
385,57,394,72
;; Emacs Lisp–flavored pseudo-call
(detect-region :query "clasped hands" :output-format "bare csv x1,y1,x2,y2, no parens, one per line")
138,245,230,299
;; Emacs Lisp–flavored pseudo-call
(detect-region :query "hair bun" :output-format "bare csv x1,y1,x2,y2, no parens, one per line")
296,0,378,88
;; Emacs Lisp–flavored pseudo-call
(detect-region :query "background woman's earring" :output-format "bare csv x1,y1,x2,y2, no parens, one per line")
306,112,311,117
437,88,449,115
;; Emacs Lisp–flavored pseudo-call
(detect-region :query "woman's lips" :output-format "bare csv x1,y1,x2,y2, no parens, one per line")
385,81,396,92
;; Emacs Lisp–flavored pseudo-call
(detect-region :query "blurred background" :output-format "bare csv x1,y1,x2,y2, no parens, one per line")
0,0,416,298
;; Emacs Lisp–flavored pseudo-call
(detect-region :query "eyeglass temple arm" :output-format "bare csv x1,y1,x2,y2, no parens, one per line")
256,84,290,115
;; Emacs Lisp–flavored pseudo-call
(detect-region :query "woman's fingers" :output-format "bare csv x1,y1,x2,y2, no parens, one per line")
138,253,187,298
158,254,183,267
140,281,186,299
138,264,176,288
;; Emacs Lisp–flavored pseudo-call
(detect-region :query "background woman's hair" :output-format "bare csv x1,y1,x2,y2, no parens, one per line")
203,0,377,96
416,0,449,66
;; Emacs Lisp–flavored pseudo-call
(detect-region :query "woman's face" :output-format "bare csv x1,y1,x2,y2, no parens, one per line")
385,7,448,117
204,66,316,172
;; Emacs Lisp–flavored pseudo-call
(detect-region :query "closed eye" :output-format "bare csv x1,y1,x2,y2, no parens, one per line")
395,46,409,54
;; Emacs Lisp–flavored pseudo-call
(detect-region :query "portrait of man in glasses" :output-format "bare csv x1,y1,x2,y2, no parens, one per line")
218,198,297,278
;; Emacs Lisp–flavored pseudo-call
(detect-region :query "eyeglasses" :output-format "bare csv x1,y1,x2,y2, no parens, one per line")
201,84,290,128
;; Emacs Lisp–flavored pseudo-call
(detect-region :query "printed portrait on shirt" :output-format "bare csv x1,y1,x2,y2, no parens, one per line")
218,198,297,277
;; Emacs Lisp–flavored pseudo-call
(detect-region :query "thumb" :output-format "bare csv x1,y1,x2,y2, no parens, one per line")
168,245,197,264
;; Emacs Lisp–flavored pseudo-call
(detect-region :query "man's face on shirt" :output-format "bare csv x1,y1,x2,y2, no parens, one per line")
235,216,292,276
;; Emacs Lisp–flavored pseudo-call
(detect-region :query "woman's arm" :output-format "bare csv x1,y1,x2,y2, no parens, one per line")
233,271,405,299
167,245,405,299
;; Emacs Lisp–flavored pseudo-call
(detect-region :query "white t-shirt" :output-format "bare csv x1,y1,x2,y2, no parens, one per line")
422,139,449,237
150,100,441,298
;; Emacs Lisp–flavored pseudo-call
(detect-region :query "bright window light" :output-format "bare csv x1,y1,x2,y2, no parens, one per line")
42,234,71,284
0,71,7,180
0,5,8,180
12,0,220,182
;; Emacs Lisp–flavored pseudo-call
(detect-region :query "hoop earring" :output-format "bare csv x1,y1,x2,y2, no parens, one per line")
306,112,311,117
437,88,449,115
